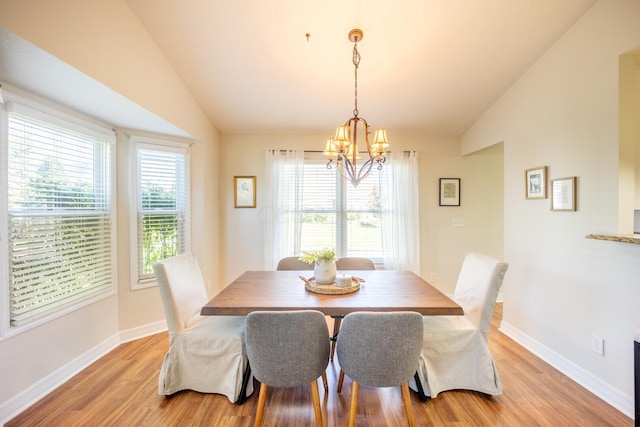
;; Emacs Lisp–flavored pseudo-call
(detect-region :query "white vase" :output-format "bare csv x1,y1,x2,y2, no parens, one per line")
314,259,336,285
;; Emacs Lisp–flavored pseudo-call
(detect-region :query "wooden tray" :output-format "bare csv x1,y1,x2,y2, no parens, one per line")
302,277,361,295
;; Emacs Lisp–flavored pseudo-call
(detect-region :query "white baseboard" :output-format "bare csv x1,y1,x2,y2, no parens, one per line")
499,321,634,419
0,334,119,426
119,320,167,343
0,321,167,426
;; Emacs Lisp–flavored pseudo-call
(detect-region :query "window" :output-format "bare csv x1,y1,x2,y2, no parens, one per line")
265,150,419,271
131,138,189,289
299,158,385,261
2,99,116,328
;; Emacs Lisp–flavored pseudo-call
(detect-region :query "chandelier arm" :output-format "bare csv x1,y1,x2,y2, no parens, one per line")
326,158,334,170
355,157,375,182
338,155,358,182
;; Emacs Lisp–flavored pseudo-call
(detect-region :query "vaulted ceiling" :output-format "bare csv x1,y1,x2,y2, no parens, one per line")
126,0,596,135
0,1,597,138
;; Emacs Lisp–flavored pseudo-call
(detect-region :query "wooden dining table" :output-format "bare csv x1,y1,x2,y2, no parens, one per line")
201,270,463,316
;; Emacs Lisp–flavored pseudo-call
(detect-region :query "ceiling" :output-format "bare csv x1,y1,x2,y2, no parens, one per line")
0,1,597,139
0,27,190,138
126,0,597,136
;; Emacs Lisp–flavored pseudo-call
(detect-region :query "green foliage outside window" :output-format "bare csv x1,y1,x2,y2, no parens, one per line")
140,184,182,276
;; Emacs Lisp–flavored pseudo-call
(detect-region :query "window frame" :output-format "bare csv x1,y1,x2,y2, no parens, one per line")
129,136,190,290
0,90,117,338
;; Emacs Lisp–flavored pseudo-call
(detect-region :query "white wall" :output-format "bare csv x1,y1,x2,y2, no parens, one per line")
462,0,640,416
218,133,503,294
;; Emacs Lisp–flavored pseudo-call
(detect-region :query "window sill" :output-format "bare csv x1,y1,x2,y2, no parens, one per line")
585,234,640,244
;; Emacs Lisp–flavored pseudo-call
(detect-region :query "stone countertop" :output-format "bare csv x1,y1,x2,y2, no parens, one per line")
585,234,640,244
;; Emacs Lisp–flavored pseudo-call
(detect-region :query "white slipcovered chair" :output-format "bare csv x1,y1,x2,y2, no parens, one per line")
411,252,508,400
153,253,253,403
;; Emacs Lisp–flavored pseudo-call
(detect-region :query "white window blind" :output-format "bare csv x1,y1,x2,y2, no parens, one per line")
6,105,115,325
134,142,189,286
299,159,385,260
300,162,337,252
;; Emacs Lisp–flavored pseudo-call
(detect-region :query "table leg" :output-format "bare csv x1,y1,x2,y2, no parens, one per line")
330,315,343,361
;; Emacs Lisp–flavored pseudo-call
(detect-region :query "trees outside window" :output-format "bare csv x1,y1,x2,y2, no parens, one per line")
131,140,189,288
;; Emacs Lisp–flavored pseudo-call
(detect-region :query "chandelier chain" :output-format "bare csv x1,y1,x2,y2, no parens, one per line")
352,41,360,117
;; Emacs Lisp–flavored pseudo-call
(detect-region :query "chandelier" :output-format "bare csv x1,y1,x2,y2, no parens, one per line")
323,29,389,187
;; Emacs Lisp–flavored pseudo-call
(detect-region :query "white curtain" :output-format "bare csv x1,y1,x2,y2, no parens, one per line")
263,149,305,269
381,151,420,273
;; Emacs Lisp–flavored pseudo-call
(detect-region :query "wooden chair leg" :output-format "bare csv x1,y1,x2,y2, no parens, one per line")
337,369,345,393
401,382,416,427
330,316,342,361
310,379,324,427
321,372,328,392
254,383,268,427
348,381,360,427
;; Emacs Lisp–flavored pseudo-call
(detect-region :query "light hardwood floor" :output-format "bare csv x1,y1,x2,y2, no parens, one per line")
7,304,633,426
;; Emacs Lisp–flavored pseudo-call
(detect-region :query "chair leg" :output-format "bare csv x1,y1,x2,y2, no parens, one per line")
401,382,416,427
413,371,428,402
330,316,343,361
236,361,252,404
348,381,360,427
337,369,345,393
254,383,268,427
322,372,328,392
310,379,324,427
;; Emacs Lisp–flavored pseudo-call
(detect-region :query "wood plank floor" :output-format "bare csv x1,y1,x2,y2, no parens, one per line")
7,304,633,426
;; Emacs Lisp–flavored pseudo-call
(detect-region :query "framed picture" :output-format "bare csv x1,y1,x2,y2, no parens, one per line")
439,178,460,207
234,176,256,208
551,177,577,211
525,166,547,199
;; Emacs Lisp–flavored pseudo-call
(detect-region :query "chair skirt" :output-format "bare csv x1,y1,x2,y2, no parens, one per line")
158,315,254,402
410,315,501,398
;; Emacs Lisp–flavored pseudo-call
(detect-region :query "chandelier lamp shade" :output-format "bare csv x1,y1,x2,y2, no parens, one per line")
324,29,390,187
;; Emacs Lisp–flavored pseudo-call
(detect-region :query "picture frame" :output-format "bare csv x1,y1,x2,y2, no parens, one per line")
234,176,256,208
551,176,577,211
525,166,547,199
439,178,461,207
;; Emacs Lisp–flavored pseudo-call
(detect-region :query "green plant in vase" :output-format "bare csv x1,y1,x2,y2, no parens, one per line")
299,249,337,285
298,248,337,265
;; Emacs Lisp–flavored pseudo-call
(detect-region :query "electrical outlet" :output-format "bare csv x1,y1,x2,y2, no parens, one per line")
451,217,464,227
591,335,604,356
429,273,437,283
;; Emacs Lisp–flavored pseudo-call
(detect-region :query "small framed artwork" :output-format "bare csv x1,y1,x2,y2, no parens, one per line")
525,166,547,199
234,176,256,208
439,178,461,207
551,177,577,211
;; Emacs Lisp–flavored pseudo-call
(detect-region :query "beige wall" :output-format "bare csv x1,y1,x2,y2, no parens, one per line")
0,0,220,411
462,0,640,414
620,51,640,210
219,133,504,295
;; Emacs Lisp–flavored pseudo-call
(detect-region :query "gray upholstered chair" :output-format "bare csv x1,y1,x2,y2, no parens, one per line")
410,252,509,400
330,257,376,361
152,253,253,403
335,257,375,271
276,256,314,270
337,311,423,427
246,310,330,427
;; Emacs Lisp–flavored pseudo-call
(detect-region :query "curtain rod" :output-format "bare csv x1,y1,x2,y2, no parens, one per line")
271,149,414,154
